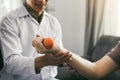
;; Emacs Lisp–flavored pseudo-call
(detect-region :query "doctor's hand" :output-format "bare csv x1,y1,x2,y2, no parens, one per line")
35,51,72,69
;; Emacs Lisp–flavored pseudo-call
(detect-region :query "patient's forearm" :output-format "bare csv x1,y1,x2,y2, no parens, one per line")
67,53,98,79
68,54,119,80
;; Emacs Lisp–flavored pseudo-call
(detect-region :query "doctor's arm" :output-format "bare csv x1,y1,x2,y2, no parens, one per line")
0,17,71,75
0,17,38,75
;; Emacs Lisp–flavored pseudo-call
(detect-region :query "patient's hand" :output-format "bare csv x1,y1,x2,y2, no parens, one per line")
32,35,47,53
32,34,61,54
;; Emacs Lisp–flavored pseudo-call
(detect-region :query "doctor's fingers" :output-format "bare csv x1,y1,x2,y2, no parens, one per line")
54,51,70,57
43,53,71,65
54,51,71,59
54,53,72,63
52,56,72,65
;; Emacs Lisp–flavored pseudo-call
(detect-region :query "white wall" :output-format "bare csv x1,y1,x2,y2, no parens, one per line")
0,0,23,20
48,0,86,56
103,0,120,36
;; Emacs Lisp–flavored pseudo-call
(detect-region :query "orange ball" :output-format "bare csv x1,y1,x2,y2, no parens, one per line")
42,37,54,49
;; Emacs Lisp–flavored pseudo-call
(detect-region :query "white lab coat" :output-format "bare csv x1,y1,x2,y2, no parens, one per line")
0,4,63,80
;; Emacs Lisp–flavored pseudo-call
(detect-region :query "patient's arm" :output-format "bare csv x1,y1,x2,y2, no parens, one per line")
68,54,119,80
32,35,119,80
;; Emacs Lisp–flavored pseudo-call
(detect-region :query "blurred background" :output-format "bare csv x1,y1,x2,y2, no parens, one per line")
0,0,120,57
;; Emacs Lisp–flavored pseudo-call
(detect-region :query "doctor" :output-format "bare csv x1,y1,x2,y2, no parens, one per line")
0,0,72,80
